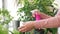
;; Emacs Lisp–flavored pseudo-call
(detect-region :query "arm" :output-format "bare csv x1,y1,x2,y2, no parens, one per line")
18,16,60,32
34,9,60,29
34,16,60,29
39,12,52,19
31,9,52,19
18,9,60,32
32,12,52,19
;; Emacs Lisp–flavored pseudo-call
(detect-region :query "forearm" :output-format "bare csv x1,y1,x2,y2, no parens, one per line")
40,12,52,19
33,16,60,29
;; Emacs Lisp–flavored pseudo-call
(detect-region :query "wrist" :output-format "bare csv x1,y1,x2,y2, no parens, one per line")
33,19,48,29
32,21,41,29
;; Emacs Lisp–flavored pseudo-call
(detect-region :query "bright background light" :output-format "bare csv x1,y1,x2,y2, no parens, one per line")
0,0,2,8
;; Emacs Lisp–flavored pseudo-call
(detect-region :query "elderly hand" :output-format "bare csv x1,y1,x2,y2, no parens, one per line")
18,21,35,32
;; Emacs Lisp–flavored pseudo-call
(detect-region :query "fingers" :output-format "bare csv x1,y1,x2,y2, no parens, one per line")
18,21,33,32
18,25,27,32
18,25,31,32
19,27,26,32
18,26,29,32
18,25,25,29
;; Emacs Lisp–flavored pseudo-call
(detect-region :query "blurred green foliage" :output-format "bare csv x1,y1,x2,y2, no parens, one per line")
18,0,57,21
0,9,13,24
0,9,13,34
0,24,8,34
13,29,20,34
0,9,20,34
18,0,58,34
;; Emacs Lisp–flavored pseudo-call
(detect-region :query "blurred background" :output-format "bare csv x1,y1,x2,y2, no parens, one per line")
0,0,60,34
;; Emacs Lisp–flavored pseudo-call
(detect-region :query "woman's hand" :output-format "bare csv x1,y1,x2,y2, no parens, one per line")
18,21,35,32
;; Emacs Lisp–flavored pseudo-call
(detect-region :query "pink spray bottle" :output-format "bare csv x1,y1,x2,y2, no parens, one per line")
35,12,41,21
31,9,44,34
31,9,41,21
